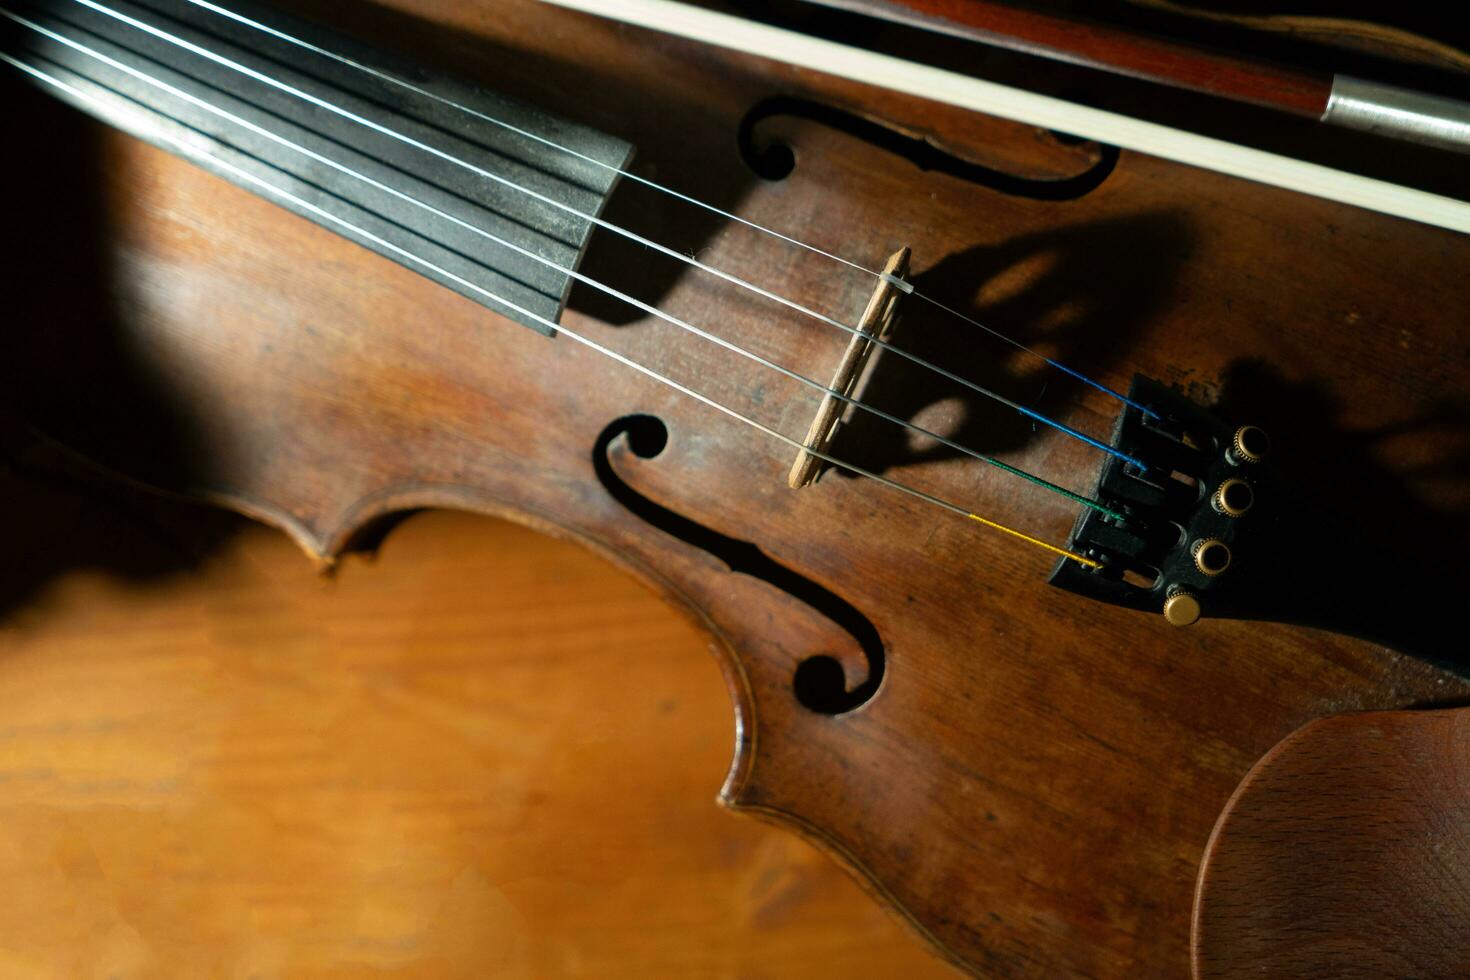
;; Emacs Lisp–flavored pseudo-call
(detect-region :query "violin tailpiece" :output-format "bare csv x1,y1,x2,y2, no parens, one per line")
1049,376,1276,627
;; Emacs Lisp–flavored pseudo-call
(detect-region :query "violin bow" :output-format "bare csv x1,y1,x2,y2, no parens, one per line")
540,0,1470,235
796,0,1470,156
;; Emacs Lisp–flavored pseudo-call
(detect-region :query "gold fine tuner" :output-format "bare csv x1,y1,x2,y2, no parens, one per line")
1163,589,1202,627
1212,477,1254,517
1228,424,1270,464
1191,538,1232,576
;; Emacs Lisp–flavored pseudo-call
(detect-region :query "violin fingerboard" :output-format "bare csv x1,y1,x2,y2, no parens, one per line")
4,0,633,337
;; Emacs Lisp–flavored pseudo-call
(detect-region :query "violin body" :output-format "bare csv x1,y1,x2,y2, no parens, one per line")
6,1,1469,975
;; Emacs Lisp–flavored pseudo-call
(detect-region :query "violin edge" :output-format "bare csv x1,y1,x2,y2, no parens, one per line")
1192,705,1470,979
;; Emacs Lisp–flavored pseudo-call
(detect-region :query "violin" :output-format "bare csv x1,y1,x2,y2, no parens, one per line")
3,0,1467,974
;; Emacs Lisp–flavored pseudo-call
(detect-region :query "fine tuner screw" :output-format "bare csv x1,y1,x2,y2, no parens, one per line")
1163,588,1201,627
1213,477,1254,517
1192,538,1232,576
1228,425,1270,464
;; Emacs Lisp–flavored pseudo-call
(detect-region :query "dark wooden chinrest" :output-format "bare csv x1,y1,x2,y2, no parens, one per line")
1193,706,1470,979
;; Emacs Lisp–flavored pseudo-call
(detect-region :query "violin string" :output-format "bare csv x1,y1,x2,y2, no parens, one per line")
0,49,1103,569
0,6,1123,522
173,0,1159,422
58,0,1148,472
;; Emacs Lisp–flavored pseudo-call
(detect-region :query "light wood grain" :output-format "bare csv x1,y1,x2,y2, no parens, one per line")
0,488,954,978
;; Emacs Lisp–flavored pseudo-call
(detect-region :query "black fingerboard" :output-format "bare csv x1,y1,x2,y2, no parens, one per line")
1,0,633,336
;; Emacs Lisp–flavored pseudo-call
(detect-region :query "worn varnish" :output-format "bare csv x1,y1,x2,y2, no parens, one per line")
3,0,1469,975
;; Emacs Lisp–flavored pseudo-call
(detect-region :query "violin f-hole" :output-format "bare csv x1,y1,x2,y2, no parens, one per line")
593,415,885,714
737,95,1119,199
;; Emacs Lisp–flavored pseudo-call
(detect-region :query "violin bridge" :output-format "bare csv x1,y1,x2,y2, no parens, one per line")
787,247,911,489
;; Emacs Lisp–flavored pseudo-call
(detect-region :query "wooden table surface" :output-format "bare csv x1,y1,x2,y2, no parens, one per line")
0,458,955,978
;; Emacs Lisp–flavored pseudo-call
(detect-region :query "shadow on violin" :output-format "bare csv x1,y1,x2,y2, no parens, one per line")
832,210,1195,475
0,80,237,617
1213,359,1470,674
